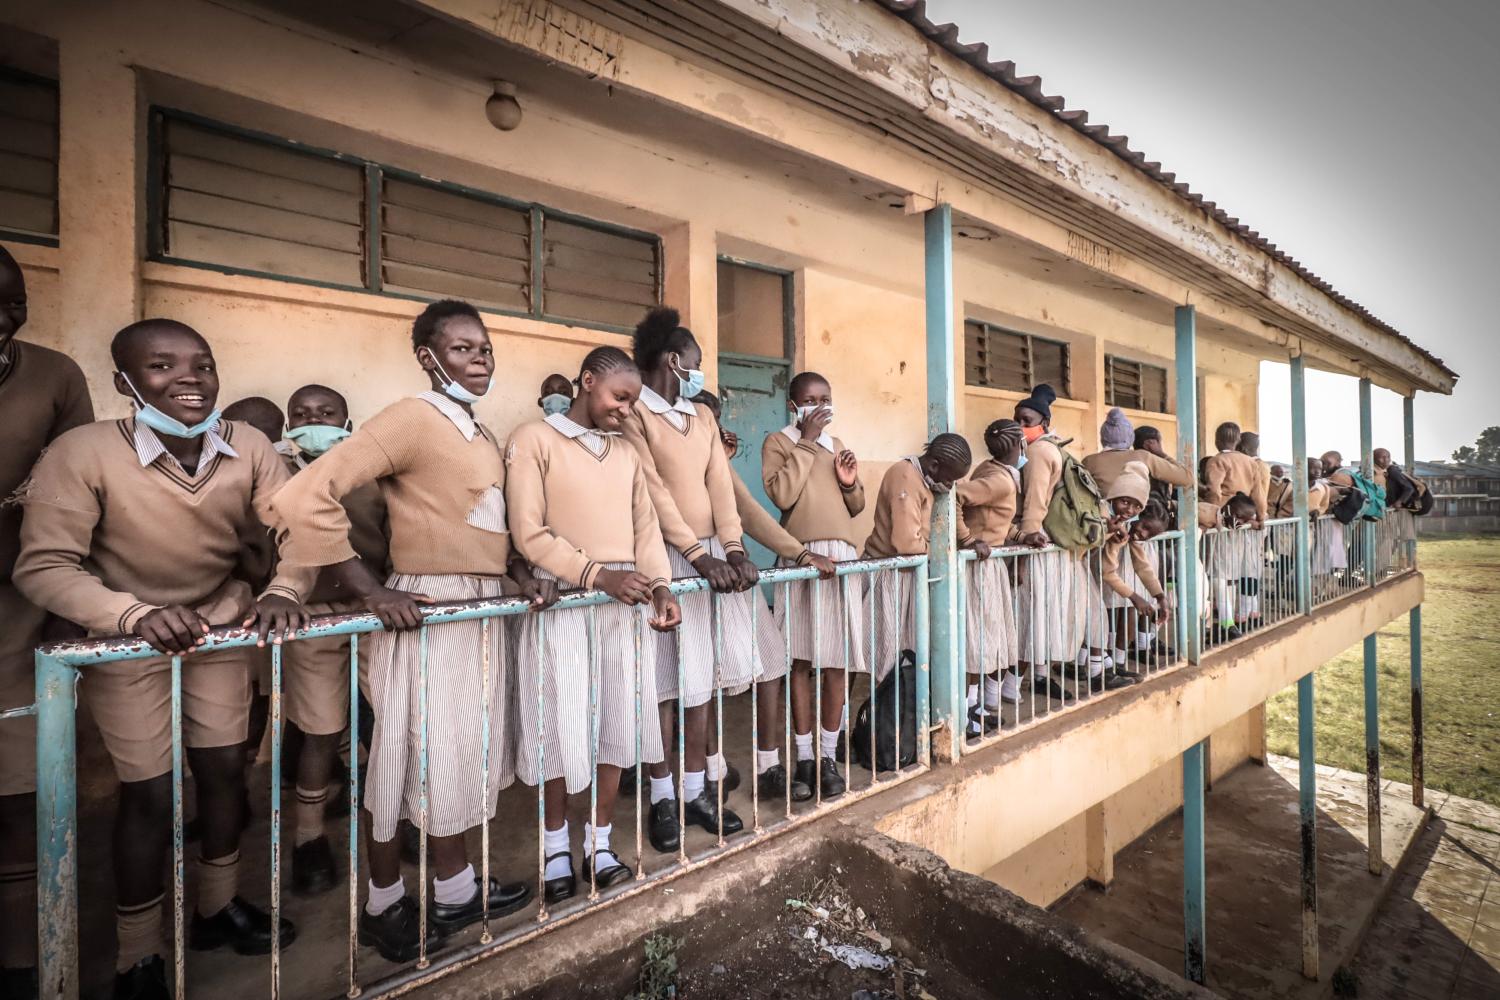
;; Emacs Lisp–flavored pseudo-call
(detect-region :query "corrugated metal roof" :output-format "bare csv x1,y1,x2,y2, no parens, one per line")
876,0,1456,383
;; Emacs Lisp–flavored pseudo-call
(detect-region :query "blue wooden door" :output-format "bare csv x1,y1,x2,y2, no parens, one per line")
719,352,789,568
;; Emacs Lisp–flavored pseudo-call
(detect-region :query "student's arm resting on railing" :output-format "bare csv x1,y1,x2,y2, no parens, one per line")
1140,450,1194,489
631,461,681,629
503,426,600,589
620,406,705,560
243,430,312,644
1017,441,1060,540
701,406,748,561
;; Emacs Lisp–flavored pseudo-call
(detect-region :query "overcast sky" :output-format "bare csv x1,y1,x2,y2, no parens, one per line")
926,0,1499,463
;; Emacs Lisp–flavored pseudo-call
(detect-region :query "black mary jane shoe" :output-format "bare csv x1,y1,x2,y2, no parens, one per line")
429,876,534,936
685,787,744,835
358,895,441,965
757,762,813,803
1033,675,1075,703
292,834,339,896
967,705,1003,738
189,896,295,955
111,955,167,1000
648,798,681,854
543,852,576,905
580,850,634,890
815,757,847,798
720,762,742,794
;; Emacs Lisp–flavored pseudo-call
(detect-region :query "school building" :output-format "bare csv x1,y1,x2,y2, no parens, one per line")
1,0,1460,997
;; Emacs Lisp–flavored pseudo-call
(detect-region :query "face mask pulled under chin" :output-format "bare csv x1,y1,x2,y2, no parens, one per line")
118,371,221,440
426,351,492,403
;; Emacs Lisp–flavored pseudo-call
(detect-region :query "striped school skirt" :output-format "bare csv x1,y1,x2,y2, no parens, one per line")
1312,517,1348,575
1104,539,1159,610
515,564,665,795
773,539,866,674
364,573,514,843
1016,549,1103,664
965,555,1017,675
656,538,760,708
867,566,915,683
1205,527,1262,581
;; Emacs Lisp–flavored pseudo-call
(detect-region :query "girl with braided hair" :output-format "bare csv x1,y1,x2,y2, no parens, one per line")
505,345,682,901
957,420,1024,737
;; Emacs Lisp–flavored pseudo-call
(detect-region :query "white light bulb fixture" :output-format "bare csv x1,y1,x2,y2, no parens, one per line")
485,80,522,131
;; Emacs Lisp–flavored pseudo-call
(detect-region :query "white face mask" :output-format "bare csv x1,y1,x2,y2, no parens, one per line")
794,403,833,425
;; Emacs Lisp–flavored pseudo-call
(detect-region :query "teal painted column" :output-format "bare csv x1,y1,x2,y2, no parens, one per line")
1183,740,1207,984
35,652,79,1000
1175,306,1201,663
1359,378,1376,587
924,204,961,758
1358,379,1382,871
1405,394,1423,808
1298,672,1319,979
1291,355,1311,614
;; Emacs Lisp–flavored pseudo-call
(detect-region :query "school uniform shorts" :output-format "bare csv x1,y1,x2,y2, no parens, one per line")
83,645,253,783
282,602,354,736
0,583,47,795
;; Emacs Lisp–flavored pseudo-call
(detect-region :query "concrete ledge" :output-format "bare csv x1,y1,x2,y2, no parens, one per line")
857,573,1425,875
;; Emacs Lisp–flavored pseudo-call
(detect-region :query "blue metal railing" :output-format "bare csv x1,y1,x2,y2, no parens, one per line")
30,555,930,1000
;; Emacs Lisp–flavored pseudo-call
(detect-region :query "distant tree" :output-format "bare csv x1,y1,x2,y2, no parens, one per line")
1476,426,1500,464
1453,445,1478,463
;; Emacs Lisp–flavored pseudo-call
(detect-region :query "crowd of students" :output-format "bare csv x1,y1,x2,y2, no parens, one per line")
0,239,1425,1000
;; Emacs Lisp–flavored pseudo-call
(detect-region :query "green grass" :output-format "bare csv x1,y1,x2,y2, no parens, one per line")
1265,535,1500,807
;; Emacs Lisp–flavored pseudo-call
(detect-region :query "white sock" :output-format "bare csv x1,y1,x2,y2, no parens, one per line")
583,822,611,857
966,684,979,708
1000,671,1019,701
433,863,476,907
1136,630,1154,649
755,748,780,775
543,823,571,878
1088,655,1106,679
365,876,405,917
683,769,705,801
794,731,814,762
819,727,840,759
1112,647,1127,664
982,676,1001,711
1075,649,1088,668
649,774,676,804
705,751,728,782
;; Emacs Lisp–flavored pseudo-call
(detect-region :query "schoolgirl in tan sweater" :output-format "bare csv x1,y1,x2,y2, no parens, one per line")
272,301,547,963
506,346,681,901
762,372,868,799
1097,462,1171,684
956,420,1022,736
620,308,753,851
15,320,307,991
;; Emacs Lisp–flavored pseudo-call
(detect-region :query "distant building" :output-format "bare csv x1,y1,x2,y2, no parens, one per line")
1414,460,1500,532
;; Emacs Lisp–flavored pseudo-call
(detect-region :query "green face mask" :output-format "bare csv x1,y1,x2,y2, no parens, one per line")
286,422,351,457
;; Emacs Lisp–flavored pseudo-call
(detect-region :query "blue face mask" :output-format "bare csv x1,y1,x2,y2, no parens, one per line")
540,393,572,417
426,352,492,404
286,422,351,457
119,372,221,439
1016,453,1028,470
672,359,706,400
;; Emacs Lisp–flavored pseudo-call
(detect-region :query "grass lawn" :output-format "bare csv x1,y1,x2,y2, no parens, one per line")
1265,535,1500,807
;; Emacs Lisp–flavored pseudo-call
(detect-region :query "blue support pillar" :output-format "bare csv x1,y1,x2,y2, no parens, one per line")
1404,396,1423,808
1359,380,1382,871
1183,740,1207,984
35,652,79,1000
1298,673,1319,979
924,204,962,759
1291,355,1311,614
1174,306,1201,663
1359,378,1376,587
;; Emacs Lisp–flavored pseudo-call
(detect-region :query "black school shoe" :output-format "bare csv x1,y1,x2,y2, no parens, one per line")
793,758,846,800
1033,675,1075,703
684,786,743,835
720,763,741,794
428,876,533,936
1,966,38,1000
293,835,338,896
544,853,576,905
580,850,634,890
358,895,442,965
189,896,295,955
648,798,681,854
112,956,167,1000
756,763,813,802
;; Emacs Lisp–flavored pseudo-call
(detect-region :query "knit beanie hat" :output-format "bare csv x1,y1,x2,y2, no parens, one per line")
1108,460,1151,507
1016,383,1057,423
1100,407,1133,450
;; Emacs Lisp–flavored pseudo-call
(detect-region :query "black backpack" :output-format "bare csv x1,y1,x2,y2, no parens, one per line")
850,651,918,773
1330,484,1367,525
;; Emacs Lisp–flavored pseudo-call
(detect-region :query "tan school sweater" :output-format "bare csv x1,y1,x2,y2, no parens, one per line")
0,339,94,581
14,418,310,635
504,420,671,590
864,459,932,558
1268,477,1295,519
729,463,810,564
622,400,744,562
1083,448,1193,496
1017,436,1065,537
272,397,509,576
760,431,866,549
1100,535,1164,599
1201,450,1268,516
956,459,1019,546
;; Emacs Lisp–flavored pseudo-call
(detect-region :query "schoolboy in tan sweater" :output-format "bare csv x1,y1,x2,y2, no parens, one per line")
1202,422,1267,521
0,244,93,993
15,320,308,994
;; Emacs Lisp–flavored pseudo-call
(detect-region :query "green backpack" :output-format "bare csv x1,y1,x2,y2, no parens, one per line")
1041,438,1109,554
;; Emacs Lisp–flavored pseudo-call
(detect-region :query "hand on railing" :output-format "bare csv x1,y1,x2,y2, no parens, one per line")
513,575,560,611
806,551,837,579
136,605,212,655
649,586,682,632
692,554,743,593
965,539,992,561
727,550,760,591
246,593,311,647
594,568,656,606
363,585,433,631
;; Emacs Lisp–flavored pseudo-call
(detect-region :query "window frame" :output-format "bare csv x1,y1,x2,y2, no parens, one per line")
0,66,61,247
1103,353,1172,414
146,107,664,335
963,319,1072,398
715,254,793,363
